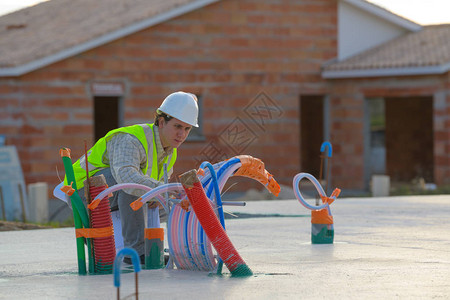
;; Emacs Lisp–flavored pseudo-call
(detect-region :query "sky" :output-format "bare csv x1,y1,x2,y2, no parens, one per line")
366,0,450,25
0,0,450,25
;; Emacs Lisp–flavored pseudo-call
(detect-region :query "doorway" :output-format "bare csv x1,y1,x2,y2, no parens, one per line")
365,96,434,185
94,96,122,142
300,95,325,178
385,96,434,182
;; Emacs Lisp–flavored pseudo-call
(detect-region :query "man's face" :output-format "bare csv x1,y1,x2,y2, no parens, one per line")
158,117,192,148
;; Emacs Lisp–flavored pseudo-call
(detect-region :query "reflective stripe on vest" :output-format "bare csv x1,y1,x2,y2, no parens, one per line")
67,123,177,189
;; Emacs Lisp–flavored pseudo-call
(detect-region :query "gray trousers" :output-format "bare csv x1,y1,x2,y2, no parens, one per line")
78,168,145,256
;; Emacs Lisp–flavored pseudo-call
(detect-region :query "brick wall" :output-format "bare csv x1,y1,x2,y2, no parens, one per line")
328,81,365,189
434,74,450,185
0,0,338,196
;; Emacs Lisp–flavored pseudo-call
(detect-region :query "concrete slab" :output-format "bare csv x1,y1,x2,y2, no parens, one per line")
1,195,449,299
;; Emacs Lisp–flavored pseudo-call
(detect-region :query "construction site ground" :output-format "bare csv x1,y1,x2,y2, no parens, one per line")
1,195,449,299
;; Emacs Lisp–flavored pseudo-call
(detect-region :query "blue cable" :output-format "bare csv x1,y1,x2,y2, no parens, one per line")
199,161,225,229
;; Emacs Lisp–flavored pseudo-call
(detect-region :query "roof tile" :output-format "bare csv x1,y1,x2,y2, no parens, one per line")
324,24,450,72
0,0,198,68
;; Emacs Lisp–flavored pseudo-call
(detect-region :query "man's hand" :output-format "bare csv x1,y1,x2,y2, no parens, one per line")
179,199,190,212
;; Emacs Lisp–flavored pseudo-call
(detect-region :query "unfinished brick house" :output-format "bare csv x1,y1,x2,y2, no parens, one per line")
0,0,449,197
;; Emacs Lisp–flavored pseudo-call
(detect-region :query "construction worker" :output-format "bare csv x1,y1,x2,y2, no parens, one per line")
70,91,199,263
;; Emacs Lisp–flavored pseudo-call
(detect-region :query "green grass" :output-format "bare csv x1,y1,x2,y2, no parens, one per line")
390,184,450,196
25,217,75,229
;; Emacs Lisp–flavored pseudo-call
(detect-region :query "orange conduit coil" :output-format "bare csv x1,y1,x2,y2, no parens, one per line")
233,155,280,196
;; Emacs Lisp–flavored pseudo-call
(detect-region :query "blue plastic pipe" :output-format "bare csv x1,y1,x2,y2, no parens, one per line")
320,141,333,157
113,248,141,287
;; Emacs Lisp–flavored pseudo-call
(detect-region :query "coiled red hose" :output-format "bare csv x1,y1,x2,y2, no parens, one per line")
180,170,252,277
89,185,116,274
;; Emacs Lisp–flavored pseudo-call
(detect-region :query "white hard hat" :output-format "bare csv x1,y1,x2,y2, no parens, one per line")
157,91,199,127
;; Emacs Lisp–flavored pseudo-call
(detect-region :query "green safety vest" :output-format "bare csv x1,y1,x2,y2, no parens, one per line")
67,123,177,189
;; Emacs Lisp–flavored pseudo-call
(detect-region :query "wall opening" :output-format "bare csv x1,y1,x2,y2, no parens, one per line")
367,98,386,176
385,96,434,183
300,95,324,178
94,96,121,142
